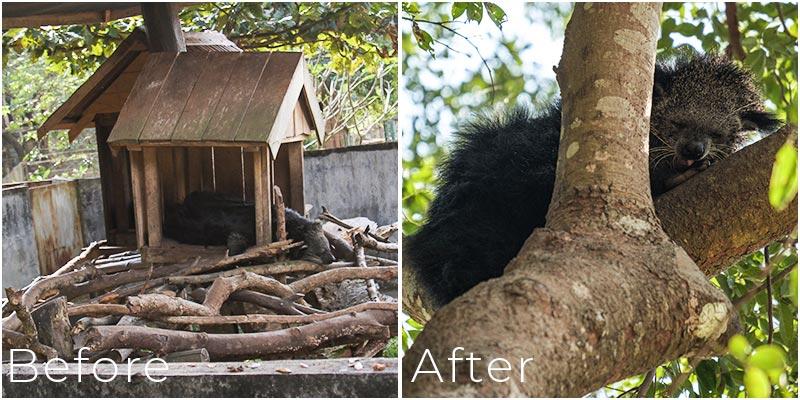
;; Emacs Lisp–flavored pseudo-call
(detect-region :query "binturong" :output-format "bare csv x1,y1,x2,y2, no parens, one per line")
406,53,783,307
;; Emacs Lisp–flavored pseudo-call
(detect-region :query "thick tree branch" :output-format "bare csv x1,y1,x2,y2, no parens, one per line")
403,128,797,324
656,126,797,277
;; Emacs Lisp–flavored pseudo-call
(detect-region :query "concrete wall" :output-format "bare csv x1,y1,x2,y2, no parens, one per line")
304,142,398,226
2,186,40,290
76,178,106,244
2,178,106,288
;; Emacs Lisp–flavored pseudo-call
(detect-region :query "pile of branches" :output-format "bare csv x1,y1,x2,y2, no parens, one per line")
1,206,398,363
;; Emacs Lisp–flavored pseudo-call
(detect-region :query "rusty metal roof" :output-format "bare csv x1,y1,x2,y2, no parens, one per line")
2,2,141,28
106,51,324,152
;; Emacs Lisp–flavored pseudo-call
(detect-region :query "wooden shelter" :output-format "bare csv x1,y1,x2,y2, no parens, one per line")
39,30,325,261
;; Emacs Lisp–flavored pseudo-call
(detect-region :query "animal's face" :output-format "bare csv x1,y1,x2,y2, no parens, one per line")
647,55,781,194
302,222,335,265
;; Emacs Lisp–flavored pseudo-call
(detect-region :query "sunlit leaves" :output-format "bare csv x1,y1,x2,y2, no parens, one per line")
768,139,798,211
729,334,752,361
730,334,791,397
744,366,773,398
484,3,507,28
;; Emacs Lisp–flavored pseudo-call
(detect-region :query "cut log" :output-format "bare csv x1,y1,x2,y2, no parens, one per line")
30,297,73,358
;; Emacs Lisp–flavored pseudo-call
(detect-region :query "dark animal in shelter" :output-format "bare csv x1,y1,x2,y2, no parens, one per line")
164,191,334,264
406,54,782,307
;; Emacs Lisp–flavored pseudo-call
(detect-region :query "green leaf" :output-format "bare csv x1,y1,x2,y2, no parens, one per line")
744,366,773,398
790,267,798,307
465,3,483,23
768,140,798,211
412,24,434,52
696,360,718,395
729,334,753,361
748,344,787,383
484,3,507,28
451,3,467,19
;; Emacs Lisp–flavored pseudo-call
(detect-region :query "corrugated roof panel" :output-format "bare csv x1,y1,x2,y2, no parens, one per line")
170,53,241,142
235,52,303,143
138,52,209,142
107,52,177,144
201,53,270,142
107,51,320,145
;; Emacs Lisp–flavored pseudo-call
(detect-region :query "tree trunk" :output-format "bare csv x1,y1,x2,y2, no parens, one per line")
402,4,737,397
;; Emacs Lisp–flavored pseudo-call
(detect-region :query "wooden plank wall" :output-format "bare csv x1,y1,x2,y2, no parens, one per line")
212,147,245,199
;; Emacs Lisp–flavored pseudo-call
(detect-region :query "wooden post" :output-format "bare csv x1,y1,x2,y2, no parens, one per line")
129,149,147,248
287,142,305,211
143,147,163,247
94,114,117,242
253,147,272,244
141,3,186,52
266,147,273,242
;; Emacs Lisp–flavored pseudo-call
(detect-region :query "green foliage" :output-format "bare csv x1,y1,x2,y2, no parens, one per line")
769,139,798,211
402,3,798,398
1,52,96,181
401,2,570,234
401,315,424,354
2,2,398,170
382,336,399,358
730,334,792,397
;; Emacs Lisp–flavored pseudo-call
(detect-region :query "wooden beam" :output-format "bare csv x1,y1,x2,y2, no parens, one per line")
287,142,305,212
264,147,273,243
94,115,116,242
129,151,147,248
141,3,186,52
143,148,163,247
253,149,267,244
2,5,142,29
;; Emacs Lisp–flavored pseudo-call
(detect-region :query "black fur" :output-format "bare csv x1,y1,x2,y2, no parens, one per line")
407,55,781,306
164,191,334,264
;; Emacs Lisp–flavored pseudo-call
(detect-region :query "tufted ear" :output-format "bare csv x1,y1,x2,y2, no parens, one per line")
740,110,783,134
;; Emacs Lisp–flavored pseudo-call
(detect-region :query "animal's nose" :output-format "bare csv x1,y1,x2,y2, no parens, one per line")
680,142,706,160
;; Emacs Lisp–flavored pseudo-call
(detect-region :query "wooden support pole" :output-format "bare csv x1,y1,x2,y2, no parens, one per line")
260,146,272,244
129,150,147,248
253,149,268,244
94,114,116,242
143,147,163,247
141,3,186,52
273,186,287,242
287,142,305,212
